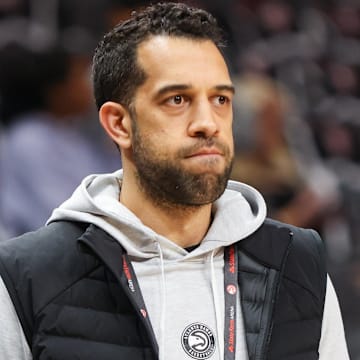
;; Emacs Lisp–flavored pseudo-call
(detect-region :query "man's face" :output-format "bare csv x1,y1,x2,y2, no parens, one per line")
129,36,234,208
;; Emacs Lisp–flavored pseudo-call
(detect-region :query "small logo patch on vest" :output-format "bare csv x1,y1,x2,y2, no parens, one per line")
181,323,216,359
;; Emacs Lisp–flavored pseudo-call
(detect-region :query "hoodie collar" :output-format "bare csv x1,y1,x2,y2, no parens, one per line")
48,170,267,259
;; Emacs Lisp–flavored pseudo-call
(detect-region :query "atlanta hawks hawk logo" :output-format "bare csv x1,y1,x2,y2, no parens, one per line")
181,323,216,359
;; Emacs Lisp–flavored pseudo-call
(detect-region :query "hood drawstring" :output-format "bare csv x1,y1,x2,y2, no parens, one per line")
157,242,166,360
210,249,225,360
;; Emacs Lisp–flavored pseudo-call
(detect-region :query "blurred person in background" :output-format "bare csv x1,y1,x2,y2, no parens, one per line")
0,39,119,237
0,0,151,236
231,65,340,231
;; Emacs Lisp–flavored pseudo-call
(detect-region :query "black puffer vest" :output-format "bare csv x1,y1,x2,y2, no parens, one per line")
0,218,326,360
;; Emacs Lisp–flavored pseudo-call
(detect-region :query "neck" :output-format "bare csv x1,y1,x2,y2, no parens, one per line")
119,174,213,248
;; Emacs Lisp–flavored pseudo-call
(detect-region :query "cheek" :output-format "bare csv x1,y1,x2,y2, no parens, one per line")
224,125,235,155
223,122,234,141
135,129,166,157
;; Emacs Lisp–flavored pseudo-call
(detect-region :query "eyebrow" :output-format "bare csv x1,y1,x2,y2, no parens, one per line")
214,84,235,94
154,83,235,98
155,84,192,98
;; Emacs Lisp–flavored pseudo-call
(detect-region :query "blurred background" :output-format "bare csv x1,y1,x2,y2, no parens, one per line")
0,0,359,357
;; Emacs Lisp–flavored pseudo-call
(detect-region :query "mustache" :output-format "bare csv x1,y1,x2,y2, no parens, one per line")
177,138,231,157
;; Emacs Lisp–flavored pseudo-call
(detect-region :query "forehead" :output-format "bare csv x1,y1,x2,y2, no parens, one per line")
136,35,231,86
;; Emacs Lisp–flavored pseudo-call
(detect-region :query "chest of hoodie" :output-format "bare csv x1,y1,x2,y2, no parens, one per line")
130,249,249,360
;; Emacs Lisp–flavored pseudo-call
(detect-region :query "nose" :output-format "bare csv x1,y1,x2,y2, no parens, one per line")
187,99,219,138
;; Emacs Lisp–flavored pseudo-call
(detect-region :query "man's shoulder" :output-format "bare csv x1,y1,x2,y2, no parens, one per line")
0,221,87,250
272,217,325,253
263,218,327,294
262,217,318,234
0,221,102,346
12,220,88,242
0,221,91,274
237,217,326,271
262,217,324,249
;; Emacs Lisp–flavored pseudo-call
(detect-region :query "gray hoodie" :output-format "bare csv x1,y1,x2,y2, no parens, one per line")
0,170,349,359
48,169,266,360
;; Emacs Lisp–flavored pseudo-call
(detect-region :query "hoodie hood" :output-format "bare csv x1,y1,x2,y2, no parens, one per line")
48,169,267,259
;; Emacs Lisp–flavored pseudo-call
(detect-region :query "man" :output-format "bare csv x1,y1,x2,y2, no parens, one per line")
0,2,349,359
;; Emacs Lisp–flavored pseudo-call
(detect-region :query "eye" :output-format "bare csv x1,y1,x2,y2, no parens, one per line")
167,95,185,105
213,95,230,106
163,94,191,108
218,96,227,105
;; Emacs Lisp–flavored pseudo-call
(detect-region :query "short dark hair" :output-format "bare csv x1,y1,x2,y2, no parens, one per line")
92,2,225,110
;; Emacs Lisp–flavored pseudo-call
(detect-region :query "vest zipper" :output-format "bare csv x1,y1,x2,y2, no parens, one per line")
259,231,294,360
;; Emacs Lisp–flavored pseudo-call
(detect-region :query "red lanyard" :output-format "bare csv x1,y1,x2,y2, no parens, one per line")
224,244,238,360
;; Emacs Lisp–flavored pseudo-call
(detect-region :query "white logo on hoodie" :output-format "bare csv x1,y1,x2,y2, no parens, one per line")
181,323,216,359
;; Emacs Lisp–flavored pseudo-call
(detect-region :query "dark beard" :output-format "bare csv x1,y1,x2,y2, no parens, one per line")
132,124,233,209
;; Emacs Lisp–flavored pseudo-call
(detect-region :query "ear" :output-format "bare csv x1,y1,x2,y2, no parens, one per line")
99,101,132,149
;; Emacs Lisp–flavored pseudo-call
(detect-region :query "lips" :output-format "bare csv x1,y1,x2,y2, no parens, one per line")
178,138,230,159
186,147,223,158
